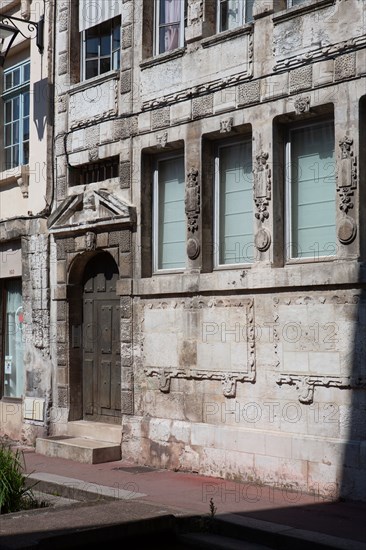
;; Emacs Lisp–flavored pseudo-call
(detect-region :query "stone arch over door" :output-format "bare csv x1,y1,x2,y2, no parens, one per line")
68,250,121,423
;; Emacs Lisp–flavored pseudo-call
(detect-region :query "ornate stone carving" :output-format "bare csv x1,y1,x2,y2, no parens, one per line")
144,297,256,398
289,66,312,93
185,169,200,233
276,374,366,404
237,80,260,107
337,216,357,244
294,95,310,115
156,131,168,148
187,237,200,260
145,367,255,398
85,232,96,251
254,228,271,252
254,152,271,222
88,148,98,162
220,117,233,133
273,293,364,402
334,53,356,81
336,136,357,215
192,95,213,119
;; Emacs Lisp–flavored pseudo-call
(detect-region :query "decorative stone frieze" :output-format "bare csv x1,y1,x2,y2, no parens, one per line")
273,293,363,403
254,152,272,224
276,373,365,404
289,66,312,93
185,169,200,234
237,80,260,107
192,95,213,119
334,53,356,81
151,107,170,130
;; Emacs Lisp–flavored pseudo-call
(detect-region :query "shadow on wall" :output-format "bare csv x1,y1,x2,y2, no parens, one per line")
33,78,49,141
340,272,366,501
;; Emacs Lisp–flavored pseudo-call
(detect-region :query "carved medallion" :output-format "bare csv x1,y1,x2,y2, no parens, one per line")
254,228,271,252
337,216,356,244
187,237,200,260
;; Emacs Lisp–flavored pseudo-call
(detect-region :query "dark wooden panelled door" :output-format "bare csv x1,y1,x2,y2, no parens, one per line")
82,253,121,422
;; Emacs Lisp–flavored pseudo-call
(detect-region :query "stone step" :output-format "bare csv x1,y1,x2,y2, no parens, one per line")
35,436,121,464
66,420,122,444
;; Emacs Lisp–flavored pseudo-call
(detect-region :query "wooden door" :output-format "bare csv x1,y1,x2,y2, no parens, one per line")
82,253,121,422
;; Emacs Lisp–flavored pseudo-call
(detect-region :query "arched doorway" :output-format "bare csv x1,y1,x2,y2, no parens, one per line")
81,252,121,422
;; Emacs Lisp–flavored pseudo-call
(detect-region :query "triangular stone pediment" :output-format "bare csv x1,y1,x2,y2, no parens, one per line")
48,190,136,234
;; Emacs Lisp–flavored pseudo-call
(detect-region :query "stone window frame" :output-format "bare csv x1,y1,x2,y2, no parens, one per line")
285,116,337,264
213,135,254,269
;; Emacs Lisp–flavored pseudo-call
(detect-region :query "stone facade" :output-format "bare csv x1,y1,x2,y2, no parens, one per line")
0,0,53,442
2,0,365,502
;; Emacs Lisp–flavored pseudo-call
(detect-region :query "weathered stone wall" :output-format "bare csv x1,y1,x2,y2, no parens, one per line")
48,0,366,500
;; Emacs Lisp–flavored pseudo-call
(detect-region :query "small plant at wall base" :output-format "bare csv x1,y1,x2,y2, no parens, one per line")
0,444,40,514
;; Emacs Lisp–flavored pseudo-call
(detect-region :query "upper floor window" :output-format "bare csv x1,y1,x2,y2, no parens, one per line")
154,0,185,55
81,16,120,80
70,156,119,186
2,60,30,170
153,154,185,271
215,140,254,266
287,0,307,6
217,0,254,32
286,120,336,260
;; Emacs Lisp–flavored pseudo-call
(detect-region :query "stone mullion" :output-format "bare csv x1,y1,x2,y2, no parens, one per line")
185,132,202,271
334,99,359,259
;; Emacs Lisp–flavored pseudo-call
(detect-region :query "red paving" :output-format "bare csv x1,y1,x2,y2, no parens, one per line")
20,448,366,544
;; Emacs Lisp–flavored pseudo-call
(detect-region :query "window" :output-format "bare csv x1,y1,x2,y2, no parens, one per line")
287,0,308,6
155,0,185,55
0,279,24,399
217,0,254,32
81,16,120,80
215,140,253,266
70,156,119,186
2,61,30,170
286,121,336,260
153,155,185,271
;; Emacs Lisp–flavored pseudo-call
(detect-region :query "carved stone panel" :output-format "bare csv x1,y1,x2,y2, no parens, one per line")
273,294,366,403
143,297,256,398
185,168,200,234
336,136,357,217
254,152,272,224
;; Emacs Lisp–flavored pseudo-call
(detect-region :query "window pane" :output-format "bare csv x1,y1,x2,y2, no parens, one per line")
23,92,30,117
100,57,111,74
12,121,19,145
23,141,29,164
3,280,24,398
113,24,120,49
23,117,29,141
218,142,253,264
13,68,20,87
23,63,30,82
219,0,241,31
5,72,12,90
158,157,185,270
5,147,12,169
290,122,336,258
5,101,11,123
100,33,111,56
85,59,98,79
85,35,99,57
13,97,20,120
13,145,19,167
245,0,255,22
5,124,12,147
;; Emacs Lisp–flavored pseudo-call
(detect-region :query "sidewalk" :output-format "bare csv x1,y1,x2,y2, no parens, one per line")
0,446,365,548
